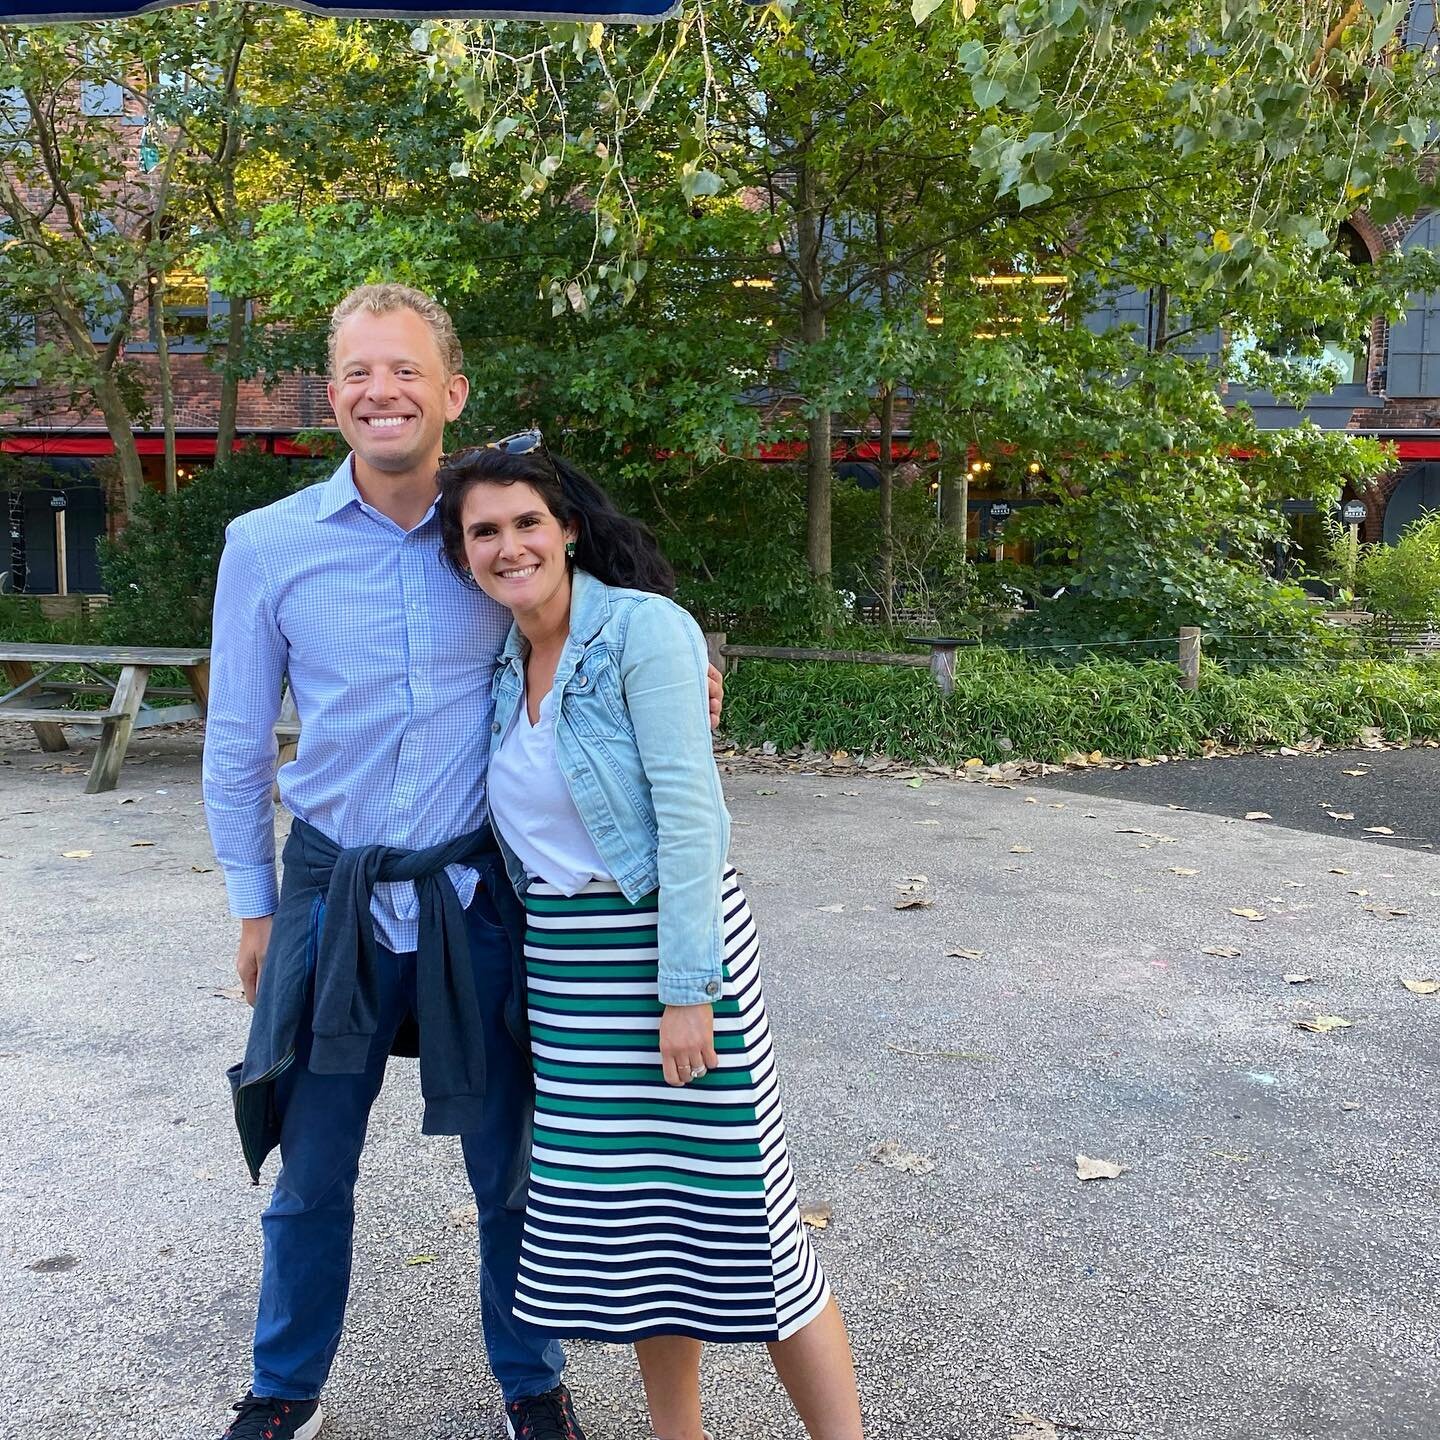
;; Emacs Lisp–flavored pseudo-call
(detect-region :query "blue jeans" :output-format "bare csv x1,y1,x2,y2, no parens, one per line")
250,888,565,1403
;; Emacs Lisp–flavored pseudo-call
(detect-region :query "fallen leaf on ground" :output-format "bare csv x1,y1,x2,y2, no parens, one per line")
1024,796,1038,804
405,1254,437,1266
894,894,933,909
1203,946,1242,957
191,864,214,873
755,789,777,796
1295,1015,1353,1034
1400,976,1440,995
60,850,92,860
1009,1413,1082,1439
1245,811,1273,821
905,778,924,788
1169,867,1198,876
1342,768,1370,776
129,840,155,848
1326,811,1355,821
211,985,246,1001
817,904,845,913
946,948,985,960
1230,908,1266,922
800,1203,833,1230
1329,867,1351,875
1283,974,1314,985
1364,826,1395,835
26,1255,78,1274
1364,904,1410,919
1010,845,1033,854
1075,1154,1124,1181
870,1140,936,1175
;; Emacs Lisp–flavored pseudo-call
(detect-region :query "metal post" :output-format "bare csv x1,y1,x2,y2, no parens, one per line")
1178,627,1201,692
930,644,957,695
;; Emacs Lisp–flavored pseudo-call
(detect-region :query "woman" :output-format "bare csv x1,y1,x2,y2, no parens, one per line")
437,433,864,1440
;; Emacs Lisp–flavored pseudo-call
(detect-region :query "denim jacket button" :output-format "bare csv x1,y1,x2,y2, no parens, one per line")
704,980,721,997
574,674,589,688
491,721,501,734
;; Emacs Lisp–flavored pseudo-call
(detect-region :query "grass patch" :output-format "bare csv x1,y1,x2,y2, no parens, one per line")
719,651,1440,764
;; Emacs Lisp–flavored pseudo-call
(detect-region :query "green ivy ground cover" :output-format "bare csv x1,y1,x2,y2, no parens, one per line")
719,653,1440,765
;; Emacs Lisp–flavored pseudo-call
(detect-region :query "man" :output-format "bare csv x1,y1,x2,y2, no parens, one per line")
205,284,718,1440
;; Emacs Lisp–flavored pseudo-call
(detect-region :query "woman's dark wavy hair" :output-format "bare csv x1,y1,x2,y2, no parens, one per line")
437,445,676,598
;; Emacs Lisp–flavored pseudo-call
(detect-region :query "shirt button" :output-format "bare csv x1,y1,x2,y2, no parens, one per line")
705,980,721,997
491,722,501,734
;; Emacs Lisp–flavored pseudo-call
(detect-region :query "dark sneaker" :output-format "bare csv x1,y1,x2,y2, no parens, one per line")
504,1383,586,1440
219,1391,323,1440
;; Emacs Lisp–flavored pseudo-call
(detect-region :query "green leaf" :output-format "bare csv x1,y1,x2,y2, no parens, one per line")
911,0,946,22
970,73,1006,110
1017,181,1053,209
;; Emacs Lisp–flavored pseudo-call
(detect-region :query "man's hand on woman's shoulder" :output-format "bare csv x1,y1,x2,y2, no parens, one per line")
706,663,724,732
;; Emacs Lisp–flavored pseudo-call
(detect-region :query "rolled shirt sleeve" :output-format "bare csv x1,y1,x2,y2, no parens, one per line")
202,522,289,919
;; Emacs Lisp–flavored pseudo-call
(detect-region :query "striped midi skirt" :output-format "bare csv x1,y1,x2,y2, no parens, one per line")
513,866,832,1343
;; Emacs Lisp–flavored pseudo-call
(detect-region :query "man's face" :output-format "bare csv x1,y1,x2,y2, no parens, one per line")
327,307,468,479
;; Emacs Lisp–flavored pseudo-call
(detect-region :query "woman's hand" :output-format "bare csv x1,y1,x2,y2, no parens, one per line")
659,1003,720,1087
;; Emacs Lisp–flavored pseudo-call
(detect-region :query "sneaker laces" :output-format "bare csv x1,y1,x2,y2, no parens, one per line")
509,1387,576,1440
224,1394,291,1439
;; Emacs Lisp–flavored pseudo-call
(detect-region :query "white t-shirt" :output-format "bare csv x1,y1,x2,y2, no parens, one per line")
489,679,613,895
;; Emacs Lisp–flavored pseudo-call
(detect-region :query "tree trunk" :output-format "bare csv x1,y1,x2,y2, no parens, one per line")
215,297,245,461
1152,281,1170,353
152,279,179,496
874,205,894,625
942,466,968,540
93,373,144,515
877,385,895,624
795,158,831,581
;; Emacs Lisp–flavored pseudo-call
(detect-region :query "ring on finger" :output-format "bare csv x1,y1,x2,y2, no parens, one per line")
690,1065,708,1081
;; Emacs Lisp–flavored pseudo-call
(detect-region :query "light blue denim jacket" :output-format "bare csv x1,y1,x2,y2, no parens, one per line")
489,568,731,1007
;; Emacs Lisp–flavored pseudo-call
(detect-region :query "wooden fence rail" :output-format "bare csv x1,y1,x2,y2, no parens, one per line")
705,630,1206,694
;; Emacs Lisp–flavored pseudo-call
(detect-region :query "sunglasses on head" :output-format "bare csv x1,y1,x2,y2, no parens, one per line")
443,427,556,473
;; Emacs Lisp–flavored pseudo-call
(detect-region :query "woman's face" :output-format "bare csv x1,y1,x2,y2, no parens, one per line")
459,479,577,620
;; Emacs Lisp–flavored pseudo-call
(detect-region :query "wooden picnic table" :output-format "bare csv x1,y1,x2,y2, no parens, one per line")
0,643,210,793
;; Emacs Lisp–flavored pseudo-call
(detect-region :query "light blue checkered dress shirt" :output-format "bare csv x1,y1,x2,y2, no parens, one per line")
201,456,512,953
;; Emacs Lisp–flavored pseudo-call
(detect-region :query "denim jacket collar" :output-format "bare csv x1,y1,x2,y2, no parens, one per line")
498,568,611,670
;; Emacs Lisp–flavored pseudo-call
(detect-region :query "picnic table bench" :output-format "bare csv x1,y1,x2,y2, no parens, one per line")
0,643,210,793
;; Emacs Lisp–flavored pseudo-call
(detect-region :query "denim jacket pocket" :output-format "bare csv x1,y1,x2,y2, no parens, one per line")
561,652,631,741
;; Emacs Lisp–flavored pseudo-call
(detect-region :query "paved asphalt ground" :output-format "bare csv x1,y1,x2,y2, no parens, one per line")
2,725,1438,1440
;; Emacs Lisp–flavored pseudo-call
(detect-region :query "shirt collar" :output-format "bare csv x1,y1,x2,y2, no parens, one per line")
313,454,363,521
314,454,440,531
498,570,611,667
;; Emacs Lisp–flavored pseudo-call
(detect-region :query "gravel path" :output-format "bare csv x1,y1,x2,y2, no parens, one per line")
2,725,1436,1440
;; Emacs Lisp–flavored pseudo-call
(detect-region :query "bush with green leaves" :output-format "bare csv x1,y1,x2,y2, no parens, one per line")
718,650,1440,764
0,595,100,644
98,451,319,646
1356,513,1440,626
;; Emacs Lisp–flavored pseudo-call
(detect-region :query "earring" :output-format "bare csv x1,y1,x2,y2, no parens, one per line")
565,540,576,559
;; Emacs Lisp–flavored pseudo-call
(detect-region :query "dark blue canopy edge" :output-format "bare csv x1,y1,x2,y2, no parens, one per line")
1,0,682,21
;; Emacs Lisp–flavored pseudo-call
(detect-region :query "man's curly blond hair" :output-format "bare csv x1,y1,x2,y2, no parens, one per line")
327,283,464,379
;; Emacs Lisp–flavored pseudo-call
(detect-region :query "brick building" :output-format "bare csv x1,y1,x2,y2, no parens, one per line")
2,5,1439,594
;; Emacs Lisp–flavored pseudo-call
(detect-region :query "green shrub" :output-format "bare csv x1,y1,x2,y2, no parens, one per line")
99,451,319,646
1356,513,1440,625
0,595,100,644
718,651,1440,763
